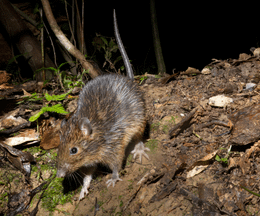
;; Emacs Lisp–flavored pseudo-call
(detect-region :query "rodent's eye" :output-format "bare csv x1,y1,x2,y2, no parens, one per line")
70,147,78,155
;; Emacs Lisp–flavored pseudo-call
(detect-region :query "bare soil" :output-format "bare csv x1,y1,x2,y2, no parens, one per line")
2,53,260,215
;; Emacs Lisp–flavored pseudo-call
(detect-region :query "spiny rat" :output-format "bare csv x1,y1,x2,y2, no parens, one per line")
56,10,149,200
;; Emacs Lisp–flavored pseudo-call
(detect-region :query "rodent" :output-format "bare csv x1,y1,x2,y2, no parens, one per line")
56,9,149,200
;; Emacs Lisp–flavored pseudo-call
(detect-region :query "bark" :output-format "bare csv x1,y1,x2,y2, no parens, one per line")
0,0,55,81
150,0,166,75
75,0,87,55
41,0,102,79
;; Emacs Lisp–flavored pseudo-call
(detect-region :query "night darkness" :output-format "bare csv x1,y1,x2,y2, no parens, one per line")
4,1,260,75
83,1,260,74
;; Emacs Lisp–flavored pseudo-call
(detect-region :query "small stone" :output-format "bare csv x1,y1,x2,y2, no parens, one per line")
208,95,233,107
253,48,260,57
150,169,155,174
201,68,211,75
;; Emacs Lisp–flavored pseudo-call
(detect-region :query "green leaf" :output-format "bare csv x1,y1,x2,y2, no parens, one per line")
110,46,118,53
29,104,69,122
215,155,228,164
241,186,260,197
44,92,69,101
34,67,58,75
42,104,69,114
7,54,24,65
82,69,89,75
58,61,74,70
109,39,116,48
45,92,52,101
221,157,228,164
139,76,148,85
29,110,44,122
114,56,122,65
100,36,108,46
215,155,221,162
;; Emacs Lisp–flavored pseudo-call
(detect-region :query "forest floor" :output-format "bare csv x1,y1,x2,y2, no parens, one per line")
2,52,260,215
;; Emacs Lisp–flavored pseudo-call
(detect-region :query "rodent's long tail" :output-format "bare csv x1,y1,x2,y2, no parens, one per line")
113,9,134,80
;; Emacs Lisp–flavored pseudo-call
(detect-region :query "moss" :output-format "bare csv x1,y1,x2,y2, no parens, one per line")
49,149,58,160
29,152,74,213
41,164,52,172
162,116,177,134
6,172,22,182
150,121,161,131
162,124,169,134
127,180,133,190
151,116,178,134
119,200,123,207
98,201,104,207
169,116,177,124
99,187,108,196
24,146,45,155
24,146,58,163
145,139,158,153
0,191,8,209
31,165,38,173
41,177,75,212
126,154,133,166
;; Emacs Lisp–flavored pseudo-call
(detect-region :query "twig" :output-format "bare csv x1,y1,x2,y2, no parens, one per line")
123,184,142,211
0,122,32,135
169,106,199,138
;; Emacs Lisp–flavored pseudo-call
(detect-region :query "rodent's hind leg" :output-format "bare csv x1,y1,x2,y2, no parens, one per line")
131,141,150,163
79,174,92,200
106,168,122,188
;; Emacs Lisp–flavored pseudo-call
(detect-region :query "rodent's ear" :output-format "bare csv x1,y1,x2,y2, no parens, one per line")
79,117,92,136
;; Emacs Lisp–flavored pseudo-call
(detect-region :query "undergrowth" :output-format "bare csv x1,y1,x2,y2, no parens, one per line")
29,92,70,122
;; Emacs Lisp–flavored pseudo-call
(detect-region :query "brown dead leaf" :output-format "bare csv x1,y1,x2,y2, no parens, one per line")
0,142,35,181
40,119,62,149
0,83,13,90
183,143,195,147
7,181,49,215
0,70,11,85
4,129,40,146
22,88,32,97
186,150,218,178
229,103,260,145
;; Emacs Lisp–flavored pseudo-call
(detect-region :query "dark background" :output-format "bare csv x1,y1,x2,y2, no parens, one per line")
5,1,259,75
83,1,259,74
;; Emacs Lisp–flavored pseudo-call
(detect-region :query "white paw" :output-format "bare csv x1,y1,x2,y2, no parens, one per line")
106,177,122,188
131,142,150,162
79,175,92,200
79,187,89,200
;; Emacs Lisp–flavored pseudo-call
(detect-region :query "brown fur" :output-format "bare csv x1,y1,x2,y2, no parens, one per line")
57,74,146,179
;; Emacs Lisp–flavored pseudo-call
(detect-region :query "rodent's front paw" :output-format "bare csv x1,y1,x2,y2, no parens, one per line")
79,174,92,200
79,187,89,200
131,141,150,163
106,177,122,188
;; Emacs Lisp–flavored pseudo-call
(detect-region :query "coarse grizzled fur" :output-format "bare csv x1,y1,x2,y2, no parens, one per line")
56,10,148,200
57,74,145,177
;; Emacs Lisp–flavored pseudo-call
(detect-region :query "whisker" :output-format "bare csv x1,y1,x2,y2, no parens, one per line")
75,171,84,180
70,173,75,184
74,172,82,186
71,173,77,186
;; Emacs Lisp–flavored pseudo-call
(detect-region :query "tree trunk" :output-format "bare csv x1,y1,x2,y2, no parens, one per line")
41,0,102,79
0,0,55,81
150,0,166,75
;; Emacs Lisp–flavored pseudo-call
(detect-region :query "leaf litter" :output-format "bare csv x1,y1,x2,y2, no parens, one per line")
2,52,260,215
